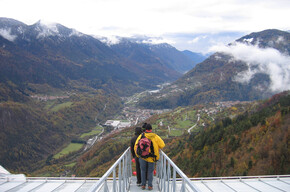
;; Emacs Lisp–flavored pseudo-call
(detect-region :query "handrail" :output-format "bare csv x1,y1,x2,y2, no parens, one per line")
189,174,290,180
157,150,201,192
88,147,132,192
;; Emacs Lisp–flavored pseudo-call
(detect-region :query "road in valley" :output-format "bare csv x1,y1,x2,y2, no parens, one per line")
188,114,200,134
83,126,104,151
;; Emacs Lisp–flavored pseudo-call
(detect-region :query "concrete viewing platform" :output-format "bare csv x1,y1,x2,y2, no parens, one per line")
129,176,162,192
1,174,289,192
1,149,290,192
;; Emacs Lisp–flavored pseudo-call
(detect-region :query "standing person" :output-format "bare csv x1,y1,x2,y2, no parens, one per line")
135,123,165,190
130,127,142,186
141,123,148,181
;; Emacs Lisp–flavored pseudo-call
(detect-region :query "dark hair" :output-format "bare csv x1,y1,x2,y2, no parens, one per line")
142,123,147,132
145,123,152,130
135,127,142,135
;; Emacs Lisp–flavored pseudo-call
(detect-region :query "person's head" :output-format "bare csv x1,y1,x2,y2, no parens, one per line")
135,127,142,135
145,123,152,131
142,123,147,132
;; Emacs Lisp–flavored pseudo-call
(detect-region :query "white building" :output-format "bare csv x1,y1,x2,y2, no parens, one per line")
104,120,131,129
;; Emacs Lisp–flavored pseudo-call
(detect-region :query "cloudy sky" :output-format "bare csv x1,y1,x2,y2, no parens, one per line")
0,0,289,53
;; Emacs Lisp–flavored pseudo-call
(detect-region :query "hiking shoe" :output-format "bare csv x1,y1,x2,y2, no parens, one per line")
148,186,153,190
141,186,146,190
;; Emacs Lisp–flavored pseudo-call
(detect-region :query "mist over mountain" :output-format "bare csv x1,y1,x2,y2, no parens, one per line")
138,29,290,109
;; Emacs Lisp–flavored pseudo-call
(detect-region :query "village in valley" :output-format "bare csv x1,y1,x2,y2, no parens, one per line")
29,91,251,150
102,100,251,137
103,106,171,131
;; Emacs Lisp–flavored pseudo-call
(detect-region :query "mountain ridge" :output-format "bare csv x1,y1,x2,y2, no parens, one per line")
0,17,198,100
138,29,290,109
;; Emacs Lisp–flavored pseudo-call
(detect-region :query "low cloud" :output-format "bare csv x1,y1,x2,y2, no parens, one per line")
187,35,207,44
0,28,17,41
99,36,121,45
69,29,84,37
141,37,175,45
210,42,290,92
36,21,59,38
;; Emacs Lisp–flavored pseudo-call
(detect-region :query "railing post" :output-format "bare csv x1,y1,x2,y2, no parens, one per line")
157,150,202,192
172,167,176,192
122,157,125,192
124,152,129,192
159,154,163,191
163,155,166,192
104,180,109,192
128,152,132,177
125,152,130,191
113,169,116,192
118,161,121,192
128,152,132,189
167,162,170,192
181,179,185,192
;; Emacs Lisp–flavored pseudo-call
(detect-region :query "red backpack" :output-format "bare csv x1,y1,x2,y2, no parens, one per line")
136,133,157,161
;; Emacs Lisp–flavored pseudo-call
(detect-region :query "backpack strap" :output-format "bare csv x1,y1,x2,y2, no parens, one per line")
149,141,157,162
140,133,145,139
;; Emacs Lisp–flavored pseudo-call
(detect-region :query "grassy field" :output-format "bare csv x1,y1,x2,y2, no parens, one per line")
51,102,73,112
169,129,184,136
65,162,76,168
54,143,84,159
176,119,193,128
80,126,103,138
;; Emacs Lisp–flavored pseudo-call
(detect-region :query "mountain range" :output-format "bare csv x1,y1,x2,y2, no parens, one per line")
0,17,203,101
101,36,200,73
138,29,290,109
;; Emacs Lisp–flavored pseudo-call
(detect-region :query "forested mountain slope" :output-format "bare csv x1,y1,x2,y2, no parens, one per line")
138,29,290,109
0,92,122,172
166,91,290,176
66,91,289,177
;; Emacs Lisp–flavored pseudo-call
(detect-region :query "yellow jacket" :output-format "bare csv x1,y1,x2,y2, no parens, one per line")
134,132,165,162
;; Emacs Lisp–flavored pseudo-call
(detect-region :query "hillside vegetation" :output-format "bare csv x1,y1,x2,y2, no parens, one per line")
55,91,289,178
166,91,290,176
0,91,122,173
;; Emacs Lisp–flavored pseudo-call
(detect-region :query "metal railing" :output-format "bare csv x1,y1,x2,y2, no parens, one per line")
87,147,201,192
157,150,201,192
88,147,132,192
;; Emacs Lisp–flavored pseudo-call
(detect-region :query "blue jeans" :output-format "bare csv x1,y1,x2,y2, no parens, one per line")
139,158,154,187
